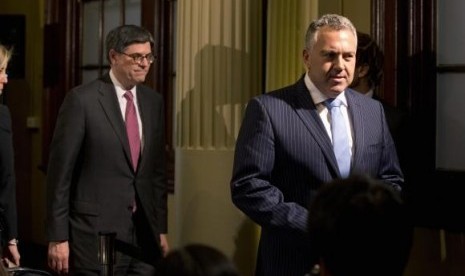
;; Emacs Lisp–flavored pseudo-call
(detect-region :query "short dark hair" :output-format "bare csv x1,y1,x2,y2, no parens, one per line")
105,25,154,63
307,174,412,276
158,244,240,276
355,31,384,88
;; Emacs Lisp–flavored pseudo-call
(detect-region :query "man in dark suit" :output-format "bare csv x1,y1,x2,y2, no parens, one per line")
0,44,20,267
46,25,168,275
230,14,403,276
349,31,410,183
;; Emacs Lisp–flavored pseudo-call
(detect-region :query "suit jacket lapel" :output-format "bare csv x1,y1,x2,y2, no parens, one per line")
135,86,152,172
345,89,364,169
97,75,133,167
290,78,340,175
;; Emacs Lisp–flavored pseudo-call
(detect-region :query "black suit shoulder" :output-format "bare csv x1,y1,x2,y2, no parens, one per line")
381,101,407,133
137,83,163,102
347,88,385,109
0,104,17,242
0,105,12,132
253,77,308,107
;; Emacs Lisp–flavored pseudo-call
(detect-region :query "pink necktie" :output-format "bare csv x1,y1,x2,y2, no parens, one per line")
124,91,140,171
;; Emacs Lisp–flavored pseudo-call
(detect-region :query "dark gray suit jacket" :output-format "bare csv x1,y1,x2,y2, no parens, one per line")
231,76,403,276
46,74,167,269
0,105,17,246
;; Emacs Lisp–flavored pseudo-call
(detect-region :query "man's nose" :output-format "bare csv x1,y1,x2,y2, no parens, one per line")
333,56,345,70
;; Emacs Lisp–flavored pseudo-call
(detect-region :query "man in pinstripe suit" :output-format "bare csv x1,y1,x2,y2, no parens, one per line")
230,14,403,276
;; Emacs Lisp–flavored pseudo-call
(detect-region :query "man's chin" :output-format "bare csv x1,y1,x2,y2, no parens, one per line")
133,76,147,84
329,84,348,94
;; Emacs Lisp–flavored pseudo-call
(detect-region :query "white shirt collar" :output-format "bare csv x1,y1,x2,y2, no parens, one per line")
109,69,137,98
304,73,347,106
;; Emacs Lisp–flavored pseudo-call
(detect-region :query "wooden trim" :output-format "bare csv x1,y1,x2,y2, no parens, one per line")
98,0,104,77
142,0,175,193
42,0,81,170
437,64,465,73
163,0,176,193
262,0,268,93
120,0,126,25
371,0,384,55
81,64,111,70
372,0,443,228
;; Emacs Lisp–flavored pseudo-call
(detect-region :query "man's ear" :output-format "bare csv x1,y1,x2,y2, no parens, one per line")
108,49,118,65
357,64,370,78
303,48,311,69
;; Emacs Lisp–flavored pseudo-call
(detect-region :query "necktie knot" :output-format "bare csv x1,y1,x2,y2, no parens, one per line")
325,98,344,109
124,91,134,101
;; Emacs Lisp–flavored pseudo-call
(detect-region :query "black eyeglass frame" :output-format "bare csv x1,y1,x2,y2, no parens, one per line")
118,51,156,64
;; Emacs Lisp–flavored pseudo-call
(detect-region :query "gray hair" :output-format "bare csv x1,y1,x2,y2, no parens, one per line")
304,14,357,51
105,25,155,63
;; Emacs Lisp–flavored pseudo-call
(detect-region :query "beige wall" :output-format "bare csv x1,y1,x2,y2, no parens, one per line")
265,0,317,91
174,1,263,275
342,0,371,33
318,0,371,33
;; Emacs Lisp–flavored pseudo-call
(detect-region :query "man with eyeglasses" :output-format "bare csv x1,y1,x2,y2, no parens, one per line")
46,25,169,275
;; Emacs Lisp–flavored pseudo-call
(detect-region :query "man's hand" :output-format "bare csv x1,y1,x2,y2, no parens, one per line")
48,241,69,275
2,239,20,267
159,234,169,257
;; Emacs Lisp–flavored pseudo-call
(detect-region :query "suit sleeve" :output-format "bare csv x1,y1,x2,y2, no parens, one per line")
377,102,404,191
46,90,86,241
0,106,18,242
230,98,308,233
153,96,167,233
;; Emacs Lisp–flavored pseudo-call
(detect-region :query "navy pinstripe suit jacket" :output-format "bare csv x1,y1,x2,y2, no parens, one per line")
231,76,403,276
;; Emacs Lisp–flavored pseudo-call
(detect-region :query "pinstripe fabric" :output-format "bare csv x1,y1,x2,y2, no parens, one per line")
230,76,403,276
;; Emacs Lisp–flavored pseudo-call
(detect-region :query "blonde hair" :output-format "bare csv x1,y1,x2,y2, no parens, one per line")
0,44,12,70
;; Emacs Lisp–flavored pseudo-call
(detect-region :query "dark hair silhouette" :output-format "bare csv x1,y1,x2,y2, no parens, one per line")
307,174,412,276
353,31,384,89
158,244,240,276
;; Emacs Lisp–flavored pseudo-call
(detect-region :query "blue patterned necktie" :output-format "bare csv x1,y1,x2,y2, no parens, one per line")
325,98,351,177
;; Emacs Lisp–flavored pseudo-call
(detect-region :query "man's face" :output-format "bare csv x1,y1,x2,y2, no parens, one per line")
109,42,153,89
303,27,357,97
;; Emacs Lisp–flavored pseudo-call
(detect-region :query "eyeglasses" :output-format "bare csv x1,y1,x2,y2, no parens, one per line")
119,52,156,64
